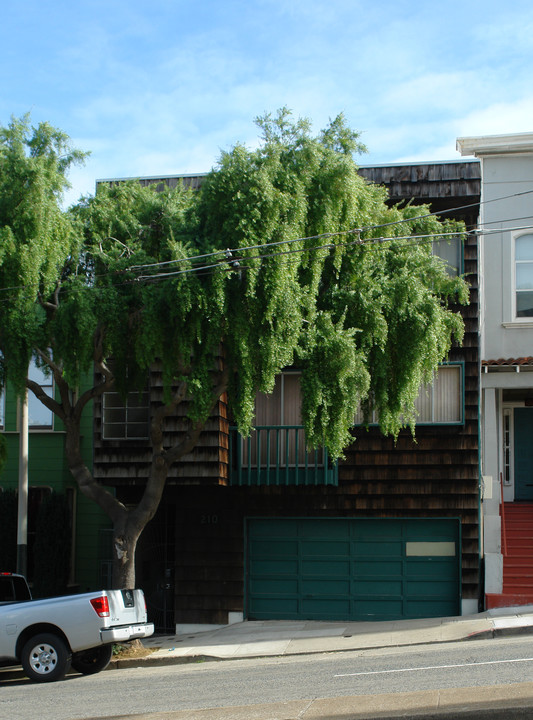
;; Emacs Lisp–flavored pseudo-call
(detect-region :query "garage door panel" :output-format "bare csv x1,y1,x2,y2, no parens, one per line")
301,540,350,556
249,519,297,538
406,599,458,617
250,579,299,594
302,560,350,575
301,598,350,616
406,580,458,598
250,539,298,556
352,521,403,540
355,541,403,557
299,520,349,539
355,600,403,617
301,579,350,595
355,580,403,595
405,559,459,580
249,597,299,615
252,559,298,574
355,560,403,577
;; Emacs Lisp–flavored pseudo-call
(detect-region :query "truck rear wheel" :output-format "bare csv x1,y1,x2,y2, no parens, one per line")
71,644,113,675
21,633,71,682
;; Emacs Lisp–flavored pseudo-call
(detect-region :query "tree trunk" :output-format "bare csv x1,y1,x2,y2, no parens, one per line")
112,526,141,589
60,377,225,591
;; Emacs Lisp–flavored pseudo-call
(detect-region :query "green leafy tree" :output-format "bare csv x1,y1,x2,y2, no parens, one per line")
0,111,468,589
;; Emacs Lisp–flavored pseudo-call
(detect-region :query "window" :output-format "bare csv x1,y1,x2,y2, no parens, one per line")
28,359,53,429
246,372,324,467
102,390,150,440
0,389,4,429
414,364,463,423
515,234,533,318
432,235,462,276
355,364,464,426
254,372,301,427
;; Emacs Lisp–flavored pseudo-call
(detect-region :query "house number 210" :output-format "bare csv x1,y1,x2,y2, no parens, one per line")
201,514,218,524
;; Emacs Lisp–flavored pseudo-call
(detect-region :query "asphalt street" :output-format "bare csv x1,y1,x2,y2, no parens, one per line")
4,636,533,719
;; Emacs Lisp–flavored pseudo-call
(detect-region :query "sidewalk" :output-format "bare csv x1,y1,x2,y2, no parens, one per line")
116,605,533,669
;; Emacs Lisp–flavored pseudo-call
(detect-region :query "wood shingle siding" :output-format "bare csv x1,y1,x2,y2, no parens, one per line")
100,161,481,626
93,371,230,486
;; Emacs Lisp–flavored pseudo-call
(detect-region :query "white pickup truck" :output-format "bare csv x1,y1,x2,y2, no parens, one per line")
0,572,154,682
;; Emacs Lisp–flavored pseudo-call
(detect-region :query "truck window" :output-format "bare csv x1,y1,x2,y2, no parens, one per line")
0,575,31,602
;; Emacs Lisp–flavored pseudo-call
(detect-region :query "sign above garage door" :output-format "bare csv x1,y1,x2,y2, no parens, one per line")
246,518,461,621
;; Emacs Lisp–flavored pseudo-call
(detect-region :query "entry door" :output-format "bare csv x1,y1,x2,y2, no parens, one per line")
514,408,533,500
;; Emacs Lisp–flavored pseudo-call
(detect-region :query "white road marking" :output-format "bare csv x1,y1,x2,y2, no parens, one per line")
335,657,533,678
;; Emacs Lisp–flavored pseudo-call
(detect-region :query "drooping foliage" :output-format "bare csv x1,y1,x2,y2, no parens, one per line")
0,115,86,393
0,110,469,586
1,110,468,457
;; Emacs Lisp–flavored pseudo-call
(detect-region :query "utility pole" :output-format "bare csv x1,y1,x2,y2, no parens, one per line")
17,388,28,577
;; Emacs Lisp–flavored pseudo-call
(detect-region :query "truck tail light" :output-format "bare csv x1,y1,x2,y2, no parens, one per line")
90,596,110,617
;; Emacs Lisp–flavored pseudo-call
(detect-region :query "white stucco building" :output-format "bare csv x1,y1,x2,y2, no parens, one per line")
458,133,533,605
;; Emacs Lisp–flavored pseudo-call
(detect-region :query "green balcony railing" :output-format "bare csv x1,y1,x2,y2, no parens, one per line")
230,425,338,486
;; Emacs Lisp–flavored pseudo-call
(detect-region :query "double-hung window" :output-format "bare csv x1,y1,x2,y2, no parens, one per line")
515,233,533,318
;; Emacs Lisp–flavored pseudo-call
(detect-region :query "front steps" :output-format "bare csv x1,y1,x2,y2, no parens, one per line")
486,503,533,609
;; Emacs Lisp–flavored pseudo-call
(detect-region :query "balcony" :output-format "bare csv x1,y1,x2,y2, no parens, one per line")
230,425,337,487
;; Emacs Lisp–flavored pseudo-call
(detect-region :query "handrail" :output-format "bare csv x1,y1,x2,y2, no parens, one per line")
229,425,337,487
500,472,508,557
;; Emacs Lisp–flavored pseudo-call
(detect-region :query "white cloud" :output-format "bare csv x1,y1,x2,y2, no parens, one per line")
456,97,533,138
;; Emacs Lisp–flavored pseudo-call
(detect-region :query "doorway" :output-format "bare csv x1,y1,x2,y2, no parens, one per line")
514,407,533,501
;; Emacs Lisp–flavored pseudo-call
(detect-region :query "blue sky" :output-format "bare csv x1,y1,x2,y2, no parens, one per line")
2,0,533,205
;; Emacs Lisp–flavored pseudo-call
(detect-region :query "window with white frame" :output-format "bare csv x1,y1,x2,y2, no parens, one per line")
355,364,463,425
28,359,53,429
102,390,150,440
515,233,533,318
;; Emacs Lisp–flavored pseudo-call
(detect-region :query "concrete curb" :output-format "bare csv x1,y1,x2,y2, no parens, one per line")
466,624,533,642
108,622,533,671
109,654,223,670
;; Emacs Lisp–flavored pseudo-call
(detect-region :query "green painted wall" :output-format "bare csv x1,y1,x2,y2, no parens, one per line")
0,375,110,590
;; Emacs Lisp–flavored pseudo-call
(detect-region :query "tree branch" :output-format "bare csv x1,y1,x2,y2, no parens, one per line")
26,378,66,422
38,282,61,312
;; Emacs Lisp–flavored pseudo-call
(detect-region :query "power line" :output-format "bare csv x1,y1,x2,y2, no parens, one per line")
124,186,533,275
134,230,466,282
1,187,533,299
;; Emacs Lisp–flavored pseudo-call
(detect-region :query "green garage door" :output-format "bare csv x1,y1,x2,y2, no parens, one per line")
246,518,461,621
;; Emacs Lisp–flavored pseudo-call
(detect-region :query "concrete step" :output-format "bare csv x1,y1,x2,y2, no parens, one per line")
486,592,533,609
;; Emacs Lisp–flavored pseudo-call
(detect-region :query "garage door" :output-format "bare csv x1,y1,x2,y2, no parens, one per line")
246,518,461,621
